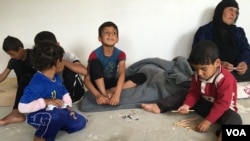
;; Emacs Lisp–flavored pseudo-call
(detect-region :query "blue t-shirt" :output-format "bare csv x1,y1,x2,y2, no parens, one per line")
88,46,126,78
20,72,68,105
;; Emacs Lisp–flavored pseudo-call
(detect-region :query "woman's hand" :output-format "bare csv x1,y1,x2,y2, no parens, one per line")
236,62,248,75
221,61,234,71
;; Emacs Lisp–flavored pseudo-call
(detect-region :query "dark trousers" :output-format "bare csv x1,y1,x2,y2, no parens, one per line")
157,89,242,126
89,59,147,89
27,108,87,141
193,98,242,125
13,74,34,109
157,90,187,113
193,98,242,136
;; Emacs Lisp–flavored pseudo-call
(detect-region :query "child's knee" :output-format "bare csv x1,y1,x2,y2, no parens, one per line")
68,113,88,133
77,114,88,129
132,73,147,85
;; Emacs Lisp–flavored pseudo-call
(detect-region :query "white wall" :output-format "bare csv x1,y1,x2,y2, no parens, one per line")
1,0,250,77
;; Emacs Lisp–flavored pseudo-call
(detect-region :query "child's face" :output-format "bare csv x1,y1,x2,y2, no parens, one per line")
98,26,119,47
6,47,24,60
191,59,220,80
56,59,64,73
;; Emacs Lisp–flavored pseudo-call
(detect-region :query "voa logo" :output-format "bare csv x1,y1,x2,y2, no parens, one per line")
226,129,247,136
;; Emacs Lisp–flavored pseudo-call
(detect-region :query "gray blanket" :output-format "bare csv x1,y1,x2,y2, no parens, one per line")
79,56,193,112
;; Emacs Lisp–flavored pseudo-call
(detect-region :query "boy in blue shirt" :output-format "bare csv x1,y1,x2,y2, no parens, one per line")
18,41,87,141
84,21,147,106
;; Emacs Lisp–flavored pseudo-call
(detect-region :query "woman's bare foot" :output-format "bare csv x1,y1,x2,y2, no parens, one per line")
141,103,161,114
0,109,25,126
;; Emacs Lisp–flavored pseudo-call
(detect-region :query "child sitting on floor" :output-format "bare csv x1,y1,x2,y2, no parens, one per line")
142,40,242,141
84,21,147,106
18,41,87,141
0,36,36,126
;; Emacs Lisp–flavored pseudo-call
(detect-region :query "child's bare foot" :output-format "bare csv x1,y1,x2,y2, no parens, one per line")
106,88,115,99
0,109,25,126
217,131,222,141
34,136,46,141
141,103,161,114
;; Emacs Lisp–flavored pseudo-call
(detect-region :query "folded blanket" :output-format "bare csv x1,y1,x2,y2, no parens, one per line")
79,56,193,112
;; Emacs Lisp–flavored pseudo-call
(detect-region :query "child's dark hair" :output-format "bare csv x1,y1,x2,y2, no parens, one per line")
188,40,219,65
98,21,119,37
32,41,64,71
34,31,57,45
2,36,24,52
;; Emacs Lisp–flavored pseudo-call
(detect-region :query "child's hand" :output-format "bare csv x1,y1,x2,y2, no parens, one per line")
177,104,190,114
95,94,109,105
45,99,64,107
196,119,211,132
109,94,120,106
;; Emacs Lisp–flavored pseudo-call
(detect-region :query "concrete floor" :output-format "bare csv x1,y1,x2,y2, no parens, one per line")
1,78,250,141
1,98,250,141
